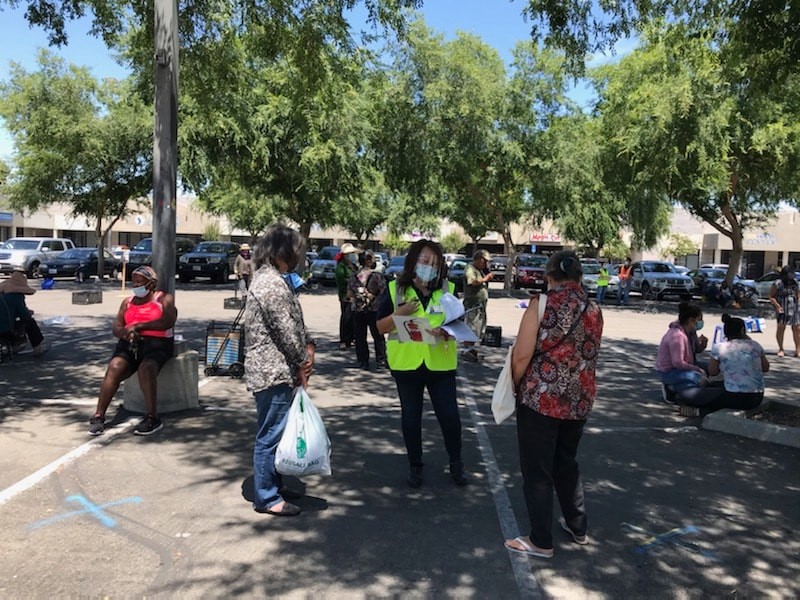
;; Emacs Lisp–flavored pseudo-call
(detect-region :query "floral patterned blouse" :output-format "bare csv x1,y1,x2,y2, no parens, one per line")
518,281,603,420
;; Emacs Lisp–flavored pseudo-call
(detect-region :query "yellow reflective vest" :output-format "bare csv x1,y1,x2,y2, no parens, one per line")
386,280,458,371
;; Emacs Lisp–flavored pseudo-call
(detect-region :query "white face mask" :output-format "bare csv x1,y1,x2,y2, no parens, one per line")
415,263,438,283
132,285,149,298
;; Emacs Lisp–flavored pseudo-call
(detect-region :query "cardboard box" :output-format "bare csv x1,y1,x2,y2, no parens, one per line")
72,290,103,305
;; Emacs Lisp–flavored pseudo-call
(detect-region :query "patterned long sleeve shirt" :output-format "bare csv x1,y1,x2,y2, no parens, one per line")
244,264,312,393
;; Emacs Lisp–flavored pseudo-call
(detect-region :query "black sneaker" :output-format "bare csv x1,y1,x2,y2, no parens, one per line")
450,461,469,486
88,415,105,436
133,415,163,436
407,465,423,488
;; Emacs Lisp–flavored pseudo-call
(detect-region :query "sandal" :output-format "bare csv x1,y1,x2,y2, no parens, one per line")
504,536,553,558
255,501,301,516
777,350,785,357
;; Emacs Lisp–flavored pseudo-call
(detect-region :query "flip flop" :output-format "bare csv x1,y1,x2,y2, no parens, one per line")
255,502,301,517
504,536,553,558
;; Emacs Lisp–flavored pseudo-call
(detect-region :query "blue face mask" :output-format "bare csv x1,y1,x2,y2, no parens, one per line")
415,263,438,283
132,285,149,298
695,319,704,331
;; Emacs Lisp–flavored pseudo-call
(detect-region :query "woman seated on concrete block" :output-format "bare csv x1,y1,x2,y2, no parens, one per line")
88,265,177,437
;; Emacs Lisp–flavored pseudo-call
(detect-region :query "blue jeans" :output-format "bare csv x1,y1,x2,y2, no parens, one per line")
253,384,293,509
596,286,607,304
659,369,703,392
618,279,632,305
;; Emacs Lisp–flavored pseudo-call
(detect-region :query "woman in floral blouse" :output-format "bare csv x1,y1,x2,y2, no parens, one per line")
244,225,316,517
505,251,603,558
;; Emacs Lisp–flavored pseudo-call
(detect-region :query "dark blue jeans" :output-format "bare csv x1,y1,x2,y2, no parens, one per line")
253,384,293,509
516,405,587,549
393,369,461,467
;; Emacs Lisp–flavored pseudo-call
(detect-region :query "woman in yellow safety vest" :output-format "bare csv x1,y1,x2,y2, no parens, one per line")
376,239,469,489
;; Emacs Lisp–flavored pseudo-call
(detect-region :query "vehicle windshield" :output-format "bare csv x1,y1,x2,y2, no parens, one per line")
193,242,229,254
450,260,467,270
582,264,601,275
318,247,339,260
132,239,152,251
518,256,547,268
642,263,674,273
704,269,727,279
3,239,39,250
59,249,94,259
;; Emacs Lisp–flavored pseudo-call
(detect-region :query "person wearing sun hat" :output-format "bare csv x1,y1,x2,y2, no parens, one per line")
335,242,362,350
235,242,255,293
0,268,51,356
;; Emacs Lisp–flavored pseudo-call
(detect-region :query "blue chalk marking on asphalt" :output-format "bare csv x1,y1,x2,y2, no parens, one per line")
622,522,716,560
29,495,142,530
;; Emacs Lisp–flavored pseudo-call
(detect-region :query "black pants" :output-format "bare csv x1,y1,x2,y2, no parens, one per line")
0,317,45,348
339,300,353,346
679,387,763,412
516,405,587,549
393,369,461,467
353,310,386,366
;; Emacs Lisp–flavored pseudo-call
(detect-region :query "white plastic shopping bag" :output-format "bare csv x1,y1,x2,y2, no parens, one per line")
275,387,332,476
491,346,516,424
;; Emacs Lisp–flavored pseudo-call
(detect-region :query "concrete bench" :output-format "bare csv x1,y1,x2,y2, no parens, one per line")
123,349,199,414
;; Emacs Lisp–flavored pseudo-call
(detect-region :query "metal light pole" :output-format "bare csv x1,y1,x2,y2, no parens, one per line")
152,0,178,295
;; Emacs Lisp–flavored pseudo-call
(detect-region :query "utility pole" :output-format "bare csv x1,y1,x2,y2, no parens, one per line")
152,0,179,294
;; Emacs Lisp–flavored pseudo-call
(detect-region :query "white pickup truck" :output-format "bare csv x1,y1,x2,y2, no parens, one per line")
0,237,76,277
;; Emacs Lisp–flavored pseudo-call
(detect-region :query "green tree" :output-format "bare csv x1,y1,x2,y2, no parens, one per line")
201,222,221,242
0,51,151,277
380,232,409,255
598,24,800,282
439,231,467,254
661,234,698,263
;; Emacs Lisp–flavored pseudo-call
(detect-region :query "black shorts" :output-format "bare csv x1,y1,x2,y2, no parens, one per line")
112,336,174,374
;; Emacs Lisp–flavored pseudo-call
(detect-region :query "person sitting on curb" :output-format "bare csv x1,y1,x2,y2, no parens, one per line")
655,302,708,403
88,266,177,437
0,268,51,357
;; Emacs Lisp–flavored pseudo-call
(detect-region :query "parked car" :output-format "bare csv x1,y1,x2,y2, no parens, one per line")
443,253,467,267
0,237,76,277
672,265,690,275
512,254,548,290
373,251,390,273
39,247,122,280
384,255,406,280
700,263,729,270
581,263,619,297
178,241,240,283
489,255,508,280
630,261,694,300
126,236,196,278
109,245,129,261
448,258,468,296
752,270,800,299
309,245,340,285
686,268,758,298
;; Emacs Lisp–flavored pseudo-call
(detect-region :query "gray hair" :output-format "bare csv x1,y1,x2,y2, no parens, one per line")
545,250,583,283
253,224,302,270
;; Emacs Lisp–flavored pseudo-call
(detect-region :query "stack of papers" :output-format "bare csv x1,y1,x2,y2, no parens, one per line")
391,293,479,344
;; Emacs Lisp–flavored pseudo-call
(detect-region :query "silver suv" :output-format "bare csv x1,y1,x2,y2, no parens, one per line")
0,237,76,277
630,260,694,300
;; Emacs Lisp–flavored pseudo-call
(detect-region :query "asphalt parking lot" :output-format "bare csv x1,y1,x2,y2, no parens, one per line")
1,279,798,598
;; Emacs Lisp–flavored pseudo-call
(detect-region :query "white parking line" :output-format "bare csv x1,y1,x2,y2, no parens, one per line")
460,376,545,599
0,416,139,507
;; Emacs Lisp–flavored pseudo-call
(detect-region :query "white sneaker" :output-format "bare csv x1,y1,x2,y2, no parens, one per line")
33,341,52,357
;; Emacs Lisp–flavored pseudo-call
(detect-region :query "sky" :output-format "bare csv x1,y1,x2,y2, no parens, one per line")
0,0,632,160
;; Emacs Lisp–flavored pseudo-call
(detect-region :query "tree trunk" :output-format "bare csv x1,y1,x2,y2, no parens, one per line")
299,221,313,274
501,223,514,292
95,216,105,280
721,202,743,284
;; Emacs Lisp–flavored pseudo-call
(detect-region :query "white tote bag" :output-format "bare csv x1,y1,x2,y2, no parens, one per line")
491,346,516,424
492,294,546,425
275,387,332,476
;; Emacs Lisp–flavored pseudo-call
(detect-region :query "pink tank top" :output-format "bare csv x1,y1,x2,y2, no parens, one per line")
124,292,173,338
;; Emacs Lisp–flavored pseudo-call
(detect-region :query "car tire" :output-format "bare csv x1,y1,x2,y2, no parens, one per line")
641,282,653,300
216,266,229,284
179,273,192,283
28,261,40,279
